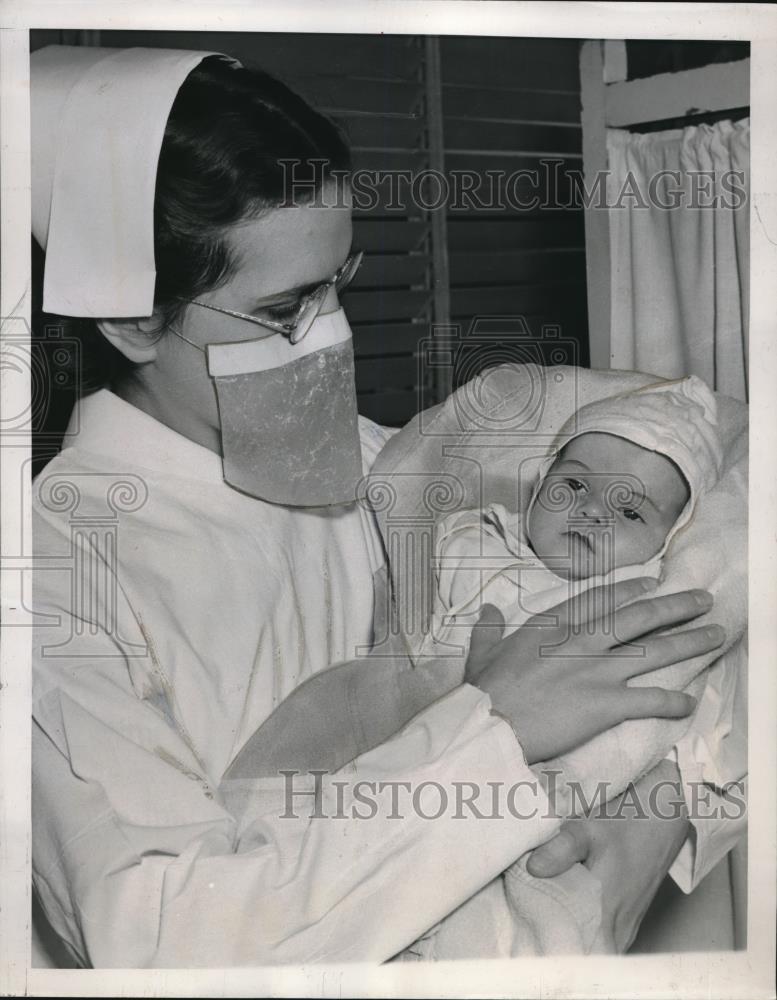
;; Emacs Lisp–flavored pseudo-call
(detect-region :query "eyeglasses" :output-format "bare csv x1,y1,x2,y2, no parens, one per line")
177,250,363,345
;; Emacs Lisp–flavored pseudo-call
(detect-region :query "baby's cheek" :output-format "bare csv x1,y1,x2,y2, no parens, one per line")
625,527,661,564
525,503,540,545
528,507,555,552
609,525,640,566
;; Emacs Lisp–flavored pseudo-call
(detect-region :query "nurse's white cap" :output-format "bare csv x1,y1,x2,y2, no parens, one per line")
31,45,238,318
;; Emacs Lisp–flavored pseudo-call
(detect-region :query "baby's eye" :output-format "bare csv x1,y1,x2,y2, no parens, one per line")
566,478,587,492
622,508,644,523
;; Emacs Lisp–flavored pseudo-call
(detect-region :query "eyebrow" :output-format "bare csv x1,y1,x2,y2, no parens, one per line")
250,282,319,307
556,458,590,471
248,243,356,308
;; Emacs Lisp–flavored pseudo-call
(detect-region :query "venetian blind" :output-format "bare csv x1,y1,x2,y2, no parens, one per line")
439,36,589,401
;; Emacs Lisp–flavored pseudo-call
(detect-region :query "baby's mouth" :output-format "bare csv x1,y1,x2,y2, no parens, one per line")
565,529,595,554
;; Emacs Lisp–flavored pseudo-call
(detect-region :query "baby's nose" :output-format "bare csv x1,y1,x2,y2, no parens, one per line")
577,496,608,522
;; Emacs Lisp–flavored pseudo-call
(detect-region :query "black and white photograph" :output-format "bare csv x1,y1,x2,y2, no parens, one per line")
0,2,775,997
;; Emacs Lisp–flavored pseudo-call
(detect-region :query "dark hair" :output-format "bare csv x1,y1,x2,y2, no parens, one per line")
33,56,352,415
153,56,351,326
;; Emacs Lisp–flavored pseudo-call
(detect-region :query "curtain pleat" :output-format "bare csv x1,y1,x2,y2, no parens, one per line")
607,120,749,402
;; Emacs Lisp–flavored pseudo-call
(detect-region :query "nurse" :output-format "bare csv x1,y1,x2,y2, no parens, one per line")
30,46,727,966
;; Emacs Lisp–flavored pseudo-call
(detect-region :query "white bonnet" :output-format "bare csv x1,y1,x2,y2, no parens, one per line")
31,45,239,318
529,375,724,555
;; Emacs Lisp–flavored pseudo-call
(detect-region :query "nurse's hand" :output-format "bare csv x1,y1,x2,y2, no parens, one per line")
525,758,690,952
467,578,725,765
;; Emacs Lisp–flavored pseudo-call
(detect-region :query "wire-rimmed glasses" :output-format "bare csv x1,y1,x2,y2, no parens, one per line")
177,250,363,344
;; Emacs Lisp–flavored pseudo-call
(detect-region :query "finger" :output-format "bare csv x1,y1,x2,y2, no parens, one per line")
525,576,658,634
527,826,590,878
615,623,726,681
467,603,505,658
623,686,697,720
612,590,714,646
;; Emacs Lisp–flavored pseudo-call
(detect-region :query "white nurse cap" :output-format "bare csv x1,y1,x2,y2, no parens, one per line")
31,45,238,318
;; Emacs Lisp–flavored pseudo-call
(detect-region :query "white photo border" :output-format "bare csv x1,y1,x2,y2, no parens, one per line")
1,3,775,997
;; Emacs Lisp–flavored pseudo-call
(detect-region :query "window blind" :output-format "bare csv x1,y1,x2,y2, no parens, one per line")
440,36,589,399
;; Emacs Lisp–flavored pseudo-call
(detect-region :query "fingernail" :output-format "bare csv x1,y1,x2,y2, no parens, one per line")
694,590,713,608
641,578,658,593
705,624,726,643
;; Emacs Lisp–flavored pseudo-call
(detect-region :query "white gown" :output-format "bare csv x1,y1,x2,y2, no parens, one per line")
31,389,559,967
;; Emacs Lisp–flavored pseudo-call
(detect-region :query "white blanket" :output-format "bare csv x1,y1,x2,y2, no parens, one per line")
370,364,747,957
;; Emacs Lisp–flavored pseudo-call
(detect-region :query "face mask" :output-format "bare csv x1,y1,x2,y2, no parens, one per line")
189,308,364,506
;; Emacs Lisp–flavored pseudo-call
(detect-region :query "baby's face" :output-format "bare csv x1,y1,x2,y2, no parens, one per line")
526,432,690,580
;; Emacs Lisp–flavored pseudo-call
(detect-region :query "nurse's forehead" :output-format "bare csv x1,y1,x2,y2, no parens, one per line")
223,197,353,296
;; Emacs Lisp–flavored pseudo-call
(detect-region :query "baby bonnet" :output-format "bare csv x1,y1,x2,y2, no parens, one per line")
532,375,724,552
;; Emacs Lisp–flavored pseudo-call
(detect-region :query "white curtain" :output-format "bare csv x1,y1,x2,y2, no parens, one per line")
607,120,750,401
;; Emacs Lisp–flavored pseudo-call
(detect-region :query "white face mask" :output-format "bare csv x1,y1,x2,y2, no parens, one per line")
180,308,364,506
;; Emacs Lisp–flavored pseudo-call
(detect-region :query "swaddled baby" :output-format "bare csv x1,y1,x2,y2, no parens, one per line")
221,372,734,959
404,374,725,960
416,375,723,663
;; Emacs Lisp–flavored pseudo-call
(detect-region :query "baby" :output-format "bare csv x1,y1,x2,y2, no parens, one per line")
403,374,725,960
417,375,723,663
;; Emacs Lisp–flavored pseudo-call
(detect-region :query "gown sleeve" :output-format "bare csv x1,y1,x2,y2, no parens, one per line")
33,619,559,967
